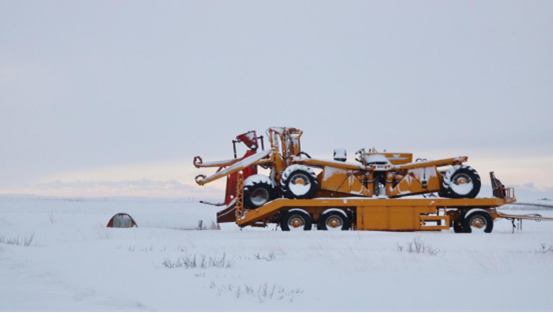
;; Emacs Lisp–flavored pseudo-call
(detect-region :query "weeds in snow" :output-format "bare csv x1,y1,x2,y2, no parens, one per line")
95,225,114,240
48,211,57,223
127,245,159,252
254,252,276,261
397,237,440,256
536,244,553,254
0,233,37,247
162,253,233,269
185,220,221,230
139,245,153,252
197,220,221,230
210,281,303,302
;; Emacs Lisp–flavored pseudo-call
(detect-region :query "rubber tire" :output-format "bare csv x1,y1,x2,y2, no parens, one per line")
318,210,352,231
453,219,466,233
463,211,493,233
280,210,313,231
442,166,481,199
244,180,275,209
280,166,319,199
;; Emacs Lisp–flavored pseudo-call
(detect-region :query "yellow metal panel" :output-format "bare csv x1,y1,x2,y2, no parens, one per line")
358,206,387,230
302,158,362,171
389,168,442,197
388,207,418,230
319,167,348,191
364,152,413,165
393,157,468,170
357,206,423,230
320,167,371,196
356,205,443,231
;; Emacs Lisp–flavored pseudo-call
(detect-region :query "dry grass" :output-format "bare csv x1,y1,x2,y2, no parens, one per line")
0,233,36,247
254,252,276,261
176,220,221,231
48,211,57,223
162,253,233,269
95,226,114,240
397,237,440,256
536,244,553,254
210,282,303,302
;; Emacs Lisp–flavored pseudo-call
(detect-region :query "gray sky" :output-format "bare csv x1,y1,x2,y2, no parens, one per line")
1,1,552,198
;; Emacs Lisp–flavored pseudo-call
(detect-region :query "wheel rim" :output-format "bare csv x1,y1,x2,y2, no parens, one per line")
325,215,344,231
456,177,468,184
469,216,487,232
289,173,311,196
250,188,269,206
288,215,306,231
451,173,474,195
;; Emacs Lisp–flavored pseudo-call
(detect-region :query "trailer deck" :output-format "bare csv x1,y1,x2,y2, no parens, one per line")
236,196,511,229
226,172,553,233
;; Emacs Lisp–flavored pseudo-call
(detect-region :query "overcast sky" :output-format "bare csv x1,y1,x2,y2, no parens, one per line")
1,1,552,199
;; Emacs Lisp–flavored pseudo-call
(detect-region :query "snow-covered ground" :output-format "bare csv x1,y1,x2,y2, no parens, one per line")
1,194,553,311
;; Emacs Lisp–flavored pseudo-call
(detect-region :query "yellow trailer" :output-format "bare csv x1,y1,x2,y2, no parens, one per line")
226,172,553,233
191,127,553,234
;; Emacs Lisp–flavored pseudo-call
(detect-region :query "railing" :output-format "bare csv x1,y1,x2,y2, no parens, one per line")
505,187,515,201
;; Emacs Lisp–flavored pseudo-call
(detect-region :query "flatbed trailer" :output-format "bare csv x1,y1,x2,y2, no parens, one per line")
188,127,553,234
227,173,553,233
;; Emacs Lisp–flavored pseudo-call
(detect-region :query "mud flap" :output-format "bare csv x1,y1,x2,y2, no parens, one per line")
217,202,237,223
490,171,506,198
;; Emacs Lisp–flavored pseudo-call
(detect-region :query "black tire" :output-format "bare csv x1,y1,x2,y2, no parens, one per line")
280,210,313,231
318,210,351,231
244,175,276,209
463,211,493,233
280,165,319,199
442,165,481,199
453,219,466,233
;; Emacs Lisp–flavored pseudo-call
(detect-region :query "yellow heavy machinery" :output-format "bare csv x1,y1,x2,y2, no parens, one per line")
193,127,553,233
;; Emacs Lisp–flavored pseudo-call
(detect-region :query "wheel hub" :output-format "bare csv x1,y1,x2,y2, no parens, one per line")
453,174,471,185
327,216,342,229
292,176,307,186
289,216,305,228
470,217,486,229
456,177,468,185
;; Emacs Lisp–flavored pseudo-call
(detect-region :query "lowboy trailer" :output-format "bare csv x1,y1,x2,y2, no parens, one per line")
223,172,553,233
191,127,553,233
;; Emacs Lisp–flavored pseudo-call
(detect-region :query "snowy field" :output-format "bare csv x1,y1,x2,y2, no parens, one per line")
1,195,553,311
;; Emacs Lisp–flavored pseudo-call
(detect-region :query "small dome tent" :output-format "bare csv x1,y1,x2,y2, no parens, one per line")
106,213,137,228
